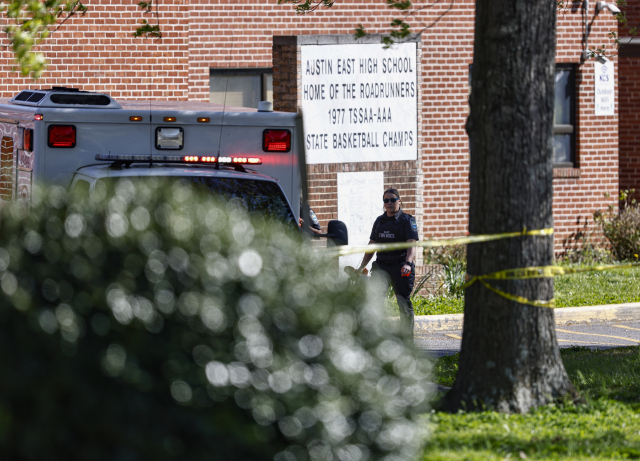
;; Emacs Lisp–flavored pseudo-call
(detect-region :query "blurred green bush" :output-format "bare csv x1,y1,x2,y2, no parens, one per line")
594,189,640,262
423,243,466,298
0,179,431,461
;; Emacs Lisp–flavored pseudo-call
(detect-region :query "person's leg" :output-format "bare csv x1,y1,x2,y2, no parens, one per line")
388,262,415,338
370,261,392,292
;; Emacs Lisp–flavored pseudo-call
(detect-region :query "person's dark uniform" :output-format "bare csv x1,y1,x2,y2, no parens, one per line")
308,208,321,232
299,206,321,232
370,209,419,336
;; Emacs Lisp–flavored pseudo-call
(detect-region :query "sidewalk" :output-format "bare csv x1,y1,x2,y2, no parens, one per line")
415,302,640,333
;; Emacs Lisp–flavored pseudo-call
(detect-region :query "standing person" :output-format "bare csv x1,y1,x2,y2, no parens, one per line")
356,188,419,337
299,206,322,234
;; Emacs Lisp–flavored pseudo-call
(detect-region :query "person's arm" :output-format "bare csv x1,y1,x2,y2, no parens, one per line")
357,240,377,271
401,239,417,275
298,217,322,234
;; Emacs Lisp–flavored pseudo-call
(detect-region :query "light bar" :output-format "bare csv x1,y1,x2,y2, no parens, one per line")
95,154,262,165
231,157,262,164
184,156,217,163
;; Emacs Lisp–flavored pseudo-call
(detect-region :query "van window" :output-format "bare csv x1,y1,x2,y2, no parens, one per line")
72,179,91,198
97,176,295,225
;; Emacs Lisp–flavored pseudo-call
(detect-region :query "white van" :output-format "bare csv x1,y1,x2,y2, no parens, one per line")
0,88,300,213
0,87,347,242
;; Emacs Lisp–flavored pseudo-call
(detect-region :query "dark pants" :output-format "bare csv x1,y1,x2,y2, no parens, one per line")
372,260,415,337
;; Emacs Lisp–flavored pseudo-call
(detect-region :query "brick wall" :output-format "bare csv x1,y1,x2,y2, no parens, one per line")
619,3,640,204
0,0,621,253
0,0,190,99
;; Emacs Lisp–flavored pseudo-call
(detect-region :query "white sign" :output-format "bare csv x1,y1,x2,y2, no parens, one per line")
595,61,615,116
337,171,384,270
301,43,418,164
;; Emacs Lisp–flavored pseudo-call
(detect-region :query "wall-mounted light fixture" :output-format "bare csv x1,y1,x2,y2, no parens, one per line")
596,1,621,15
583,0,619,61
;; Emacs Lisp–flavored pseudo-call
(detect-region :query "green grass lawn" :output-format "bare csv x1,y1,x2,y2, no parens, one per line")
410,266,640,316
425,346,640,460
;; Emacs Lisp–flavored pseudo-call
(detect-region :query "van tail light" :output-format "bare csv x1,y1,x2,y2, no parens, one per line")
48,125,76,148
23,128,33,151
263,129,291,152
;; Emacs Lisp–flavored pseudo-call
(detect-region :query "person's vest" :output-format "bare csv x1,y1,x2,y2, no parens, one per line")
373,211,417,262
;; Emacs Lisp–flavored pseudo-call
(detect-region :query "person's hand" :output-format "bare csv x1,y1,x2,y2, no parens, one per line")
344,266,362,280
401,263,411,276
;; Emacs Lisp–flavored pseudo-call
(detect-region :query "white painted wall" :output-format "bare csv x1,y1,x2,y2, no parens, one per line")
337,171,384,270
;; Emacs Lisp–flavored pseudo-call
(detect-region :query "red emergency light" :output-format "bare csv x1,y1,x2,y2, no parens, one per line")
95,154,262,166
23,128,33,151
182,156,262,165
263,129,291,152
232,157,262,164
48,125,76,148
183,156,217,163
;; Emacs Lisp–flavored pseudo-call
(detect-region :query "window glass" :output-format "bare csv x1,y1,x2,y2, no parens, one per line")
553,134,572,164
553,66,575,165
554,69,572,126
210,74,262,108
72,179,91,196
97,177,295,225
209,71,274,109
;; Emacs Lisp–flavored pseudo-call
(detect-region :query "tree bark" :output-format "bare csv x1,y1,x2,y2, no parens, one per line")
442,0,577,413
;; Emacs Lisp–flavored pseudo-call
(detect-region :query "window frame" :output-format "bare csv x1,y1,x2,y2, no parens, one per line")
553,64,576,168
209,68,273,109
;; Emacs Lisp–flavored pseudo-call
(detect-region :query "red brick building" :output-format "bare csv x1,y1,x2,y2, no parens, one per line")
0,1,624,254
619,3,640,204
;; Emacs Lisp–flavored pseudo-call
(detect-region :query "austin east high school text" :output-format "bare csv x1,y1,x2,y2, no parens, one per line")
305,57,414,75
304,56,415,151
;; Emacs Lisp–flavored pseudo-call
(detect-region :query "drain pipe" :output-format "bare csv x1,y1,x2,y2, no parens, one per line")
583,0,590,61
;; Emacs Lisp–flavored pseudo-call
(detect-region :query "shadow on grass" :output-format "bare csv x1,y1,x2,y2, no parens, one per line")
425,346,640,459
426,426,640,460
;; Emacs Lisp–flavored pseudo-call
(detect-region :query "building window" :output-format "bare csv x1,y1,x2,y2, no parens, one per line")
209,68,273,109
554,65,575,166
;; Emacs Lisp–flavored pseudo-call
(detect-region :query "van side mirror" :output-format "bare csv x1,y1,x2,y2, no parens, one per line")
325,220,348,246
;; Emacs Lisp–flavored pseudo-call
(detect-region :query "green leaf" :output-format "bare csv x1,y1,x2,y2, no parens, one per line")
2,0,87,79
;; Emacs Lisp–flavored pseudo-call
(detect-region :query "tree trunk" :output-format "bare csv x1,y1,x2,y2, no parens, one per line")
442,0,577,413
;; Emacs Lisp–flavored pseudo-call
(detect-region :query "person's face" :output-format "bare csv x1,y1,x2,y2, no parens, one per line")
383,192,401,215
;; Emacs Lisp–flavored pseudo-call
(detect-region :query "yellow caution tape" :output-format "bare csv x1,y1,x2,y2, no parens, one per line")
327,225,640,308
473,262,640,280
328,227,554,257
476,278,556,308
461,262,640,308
